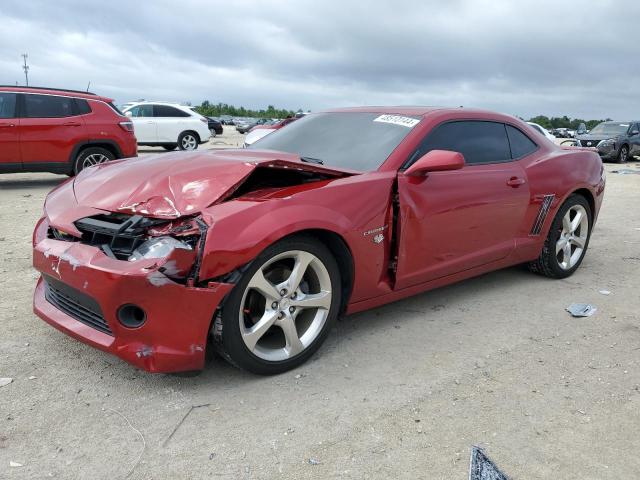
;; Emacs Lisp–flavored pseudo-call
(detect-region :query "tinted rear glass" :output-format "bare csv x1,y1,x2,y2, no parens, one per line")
506,125,538,158
154,105,190,117
24,94,75,118
108,102,124,115
411,120,511,165
251,112,420,171
0,93,16,118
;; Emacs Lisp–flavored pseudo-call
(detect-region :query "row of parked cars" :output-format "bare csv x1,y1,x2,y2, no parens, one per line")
527,120,640,163
0,86,230,175
0,85,637,175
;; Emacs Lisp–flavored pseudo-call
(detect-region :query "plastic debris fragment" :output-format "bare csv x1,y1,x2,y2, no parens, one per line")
469,446,509,480
0,378,13,388
566,303,597,317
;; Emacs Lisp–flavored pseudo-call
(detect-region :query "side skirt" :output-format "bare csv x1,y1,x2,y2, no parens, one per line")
346,253,527,315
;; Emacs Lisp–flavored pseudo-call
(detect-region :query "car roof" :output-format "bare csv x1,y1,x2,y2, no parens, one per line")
320,106,522,119
128,101,188,106
0,85,112,102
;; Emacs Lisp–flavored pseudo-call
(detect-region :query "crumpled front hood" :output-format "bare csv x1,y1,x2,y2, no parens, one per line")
72,149,351,218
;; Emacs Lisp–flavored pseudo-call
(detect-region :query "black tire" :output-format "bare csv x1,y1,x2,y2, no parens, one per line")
178,131,199,151
73,147,115,175
212,235,342,375
163,144,177,151
616,145,629,163
528,194,592,279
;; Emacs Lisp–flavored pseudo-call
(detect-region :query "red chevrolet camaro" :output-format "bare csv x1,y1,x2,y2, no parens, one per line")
32,107,606,374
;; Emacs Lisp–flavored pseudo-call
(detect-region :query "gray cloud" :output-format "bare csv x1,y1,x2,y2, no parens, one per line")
1,0,637,119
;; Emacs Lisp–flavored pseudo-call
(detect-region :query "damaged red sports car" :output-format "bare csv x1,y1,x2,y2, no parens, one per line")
32,107,606,374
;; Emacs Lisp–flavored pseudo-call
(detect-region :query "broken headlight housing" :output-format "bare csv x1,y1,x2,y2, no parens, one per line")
128,236,193,262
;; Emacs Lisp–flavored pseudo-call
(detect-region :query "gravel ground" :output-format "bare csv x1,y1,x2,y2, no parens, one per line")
1,131,640,479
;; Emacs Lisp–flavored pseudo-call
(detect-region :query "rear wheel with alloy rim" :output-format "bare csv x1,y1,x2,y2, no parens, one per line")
528,194,592,278
213,236,341,374
73,147,114,175
178,131,199,150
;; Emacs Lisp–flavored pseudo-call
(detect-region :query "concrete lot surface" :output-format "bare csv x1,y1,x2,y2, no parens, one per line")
1,130,640,479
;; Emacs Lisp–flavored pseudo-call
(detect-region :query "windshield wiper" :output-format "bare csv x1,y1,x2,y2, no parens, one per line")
300,156,324,165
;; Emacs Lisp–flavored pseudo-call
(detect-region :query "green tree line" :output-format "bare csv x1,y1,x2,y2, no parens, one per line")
526,115,612,130
193,101,300,119
193,102,614,129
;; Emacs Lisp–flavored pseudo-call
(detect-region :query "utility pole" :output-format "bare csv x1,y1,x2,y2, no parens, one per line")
21,53,29,86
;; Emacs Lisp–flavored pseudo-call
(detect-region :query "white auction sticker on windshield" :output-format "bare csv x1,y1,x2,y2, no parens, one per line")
373,114,420,128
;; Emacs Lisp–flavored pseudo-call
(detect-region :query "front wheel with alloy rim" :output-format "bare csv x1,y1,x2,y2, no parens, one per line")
73,147,115,175
178,131,199,151
213,236,342,375
617,145,629,163
528,194,592,279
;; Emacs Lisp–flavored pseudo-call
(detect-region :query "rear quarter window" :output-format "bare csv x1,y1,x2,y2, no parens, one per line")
74,99,92,115
107,102,124,115
154,105,191,117
506,125,538,159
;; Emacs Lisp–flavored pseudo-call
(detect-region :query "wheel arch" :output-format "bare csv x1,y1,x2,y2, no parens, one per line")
180,129,200,143
67,141,122,174
571,188,595,219
282,228,355,313
207,228,355,314
536,184,598,242
69,140,122,163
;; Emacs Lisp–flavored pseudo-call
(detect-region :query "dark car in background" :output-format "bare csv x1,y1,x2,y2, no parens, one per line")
236,118,272,134
552,128,571,138
575,121,640,163
206,117,223,136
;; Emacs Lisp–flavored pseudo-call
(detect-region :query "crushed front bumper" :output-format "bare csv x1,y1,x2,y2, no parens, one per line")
32,234,233,373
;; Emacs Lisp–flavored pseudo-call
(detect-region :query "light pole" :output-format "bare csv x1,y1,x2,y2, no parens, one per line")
21,53,29,86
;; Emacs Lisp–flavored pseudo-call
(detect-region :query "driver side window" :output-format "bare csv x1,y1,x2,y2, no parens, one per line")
129,105,153,117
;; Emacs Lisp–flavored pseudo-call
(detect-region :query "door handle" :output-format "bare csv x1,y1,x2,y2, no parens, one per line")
0,123,16,128
507,176,526,187
62,122,81,127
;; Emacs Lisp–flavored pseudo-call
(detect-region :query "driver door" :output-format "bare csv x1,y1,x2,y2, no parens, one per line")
394,121,532,290
127,104,157,143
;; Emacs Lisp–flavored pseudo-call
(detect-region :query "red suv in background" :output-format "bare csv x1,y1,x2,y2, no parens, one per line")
0,86,137,175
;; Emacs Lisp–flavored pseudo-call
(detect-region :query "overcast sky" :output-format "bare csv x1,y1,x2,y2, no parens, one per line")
1,0,637,119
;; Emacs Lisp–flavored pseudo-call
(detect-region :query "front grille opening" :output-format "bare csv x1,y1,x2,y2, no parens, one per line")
44,276,112,336
73,213,168,261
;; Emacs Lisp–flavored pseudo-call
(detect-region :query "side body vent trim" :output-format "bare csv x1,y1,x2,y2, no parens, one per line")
530,194,555,236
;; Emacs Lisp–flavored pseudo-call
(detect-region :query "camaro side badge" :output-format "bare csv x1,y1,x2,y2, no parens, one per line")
363,225,388,244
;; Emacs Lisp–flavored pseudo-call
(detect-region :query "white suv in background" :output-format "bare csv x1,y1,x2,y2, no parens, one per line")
123,102,211,150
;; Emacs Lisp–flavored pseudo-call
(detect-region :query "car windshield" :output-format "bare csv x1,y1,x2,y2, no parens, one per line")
589,123,629,135
249,112,421,171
